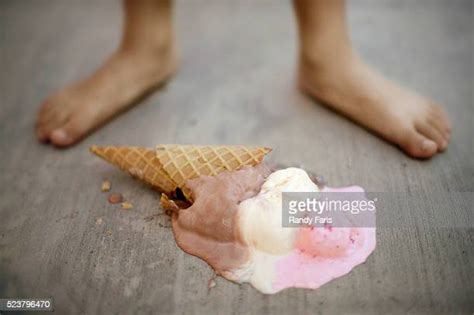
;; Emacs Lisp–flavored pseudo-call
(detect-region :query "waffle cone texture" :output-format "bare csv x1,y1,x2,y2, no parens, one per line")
90,144,272,199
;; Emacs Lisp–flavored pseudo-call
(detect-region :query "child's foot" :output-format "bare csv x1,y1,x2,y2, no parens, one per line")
36,48,177,147
298,55,451,159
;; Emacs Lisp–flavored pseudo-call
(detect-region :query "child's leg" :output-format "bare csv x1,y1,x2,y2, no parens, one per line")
293,0,451,158
36,0,177,147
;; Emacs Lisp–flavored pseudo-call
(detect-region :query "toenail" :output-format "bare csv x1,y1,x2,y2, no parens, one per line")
421,140,435,152
51,129,68,142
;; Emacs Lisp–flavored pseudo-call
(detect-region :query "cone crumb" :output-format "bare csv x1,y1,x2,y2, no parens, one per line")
108,193,123,204
121,201,133,209
208,278,217,289
101,179,111,192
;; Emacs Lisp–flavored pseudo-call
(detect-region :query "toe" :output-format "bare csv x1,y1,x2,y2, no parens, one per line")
50,118,86,147
36,102,54,141
429,104,451,134
400,129,438,159
416,121,447,152
427,104,452,150
50,129,70,146
36,100,70,142
428,116,450,145
36,114,65,143
35,122,49,142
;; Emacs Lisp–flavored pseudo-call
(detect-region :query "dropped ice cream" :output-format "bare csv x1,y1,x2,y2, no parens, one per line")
90,145,376,294
170,166,376,294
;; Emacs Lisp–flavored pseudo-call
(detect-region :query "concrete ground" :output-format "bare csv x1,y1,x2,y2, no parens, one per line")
0,0,472,314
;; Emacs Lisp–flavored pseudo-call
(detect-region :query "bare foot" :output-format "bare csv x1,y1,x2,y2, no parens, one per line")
36,48,177,147
298,55,451,159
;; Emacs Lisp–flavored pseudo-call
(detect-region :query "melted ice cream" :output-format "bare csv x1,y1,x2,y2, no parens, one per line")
170,164,271,281
170,166,376,294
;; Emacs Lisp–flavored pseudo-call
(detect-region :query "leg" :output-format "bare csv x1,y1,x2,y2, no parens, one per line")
293,0,451,158
36,0,177,147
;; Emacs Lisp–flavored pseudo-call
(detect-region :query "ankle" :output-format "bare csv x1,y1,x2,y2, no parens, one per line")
299,49,358,74
119,38,175,60
118,25,176,60
102,45,177,86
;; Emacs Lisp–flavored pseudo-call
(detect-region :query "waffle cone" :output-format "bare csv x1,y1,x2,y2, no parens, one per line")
90,144,272,199
90,145,177,194
155,144,271,190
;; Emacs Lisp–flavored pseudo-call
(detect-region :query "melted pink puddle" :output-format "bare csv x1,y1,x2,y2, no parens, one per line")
273,186,376,292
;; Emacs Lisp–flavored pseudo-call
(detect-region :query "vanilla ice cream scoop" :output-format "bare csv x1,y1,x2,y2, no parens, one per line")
238,168,318,256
